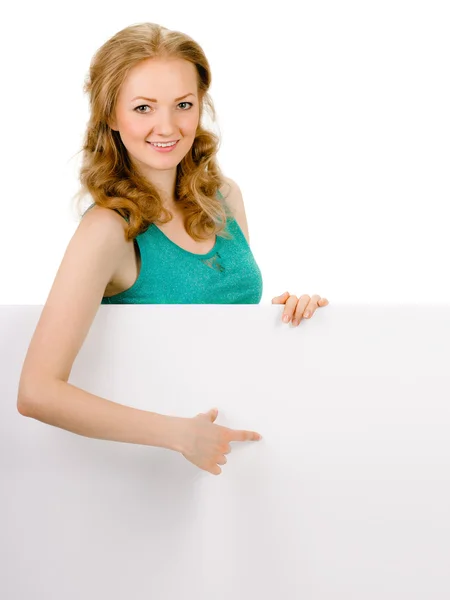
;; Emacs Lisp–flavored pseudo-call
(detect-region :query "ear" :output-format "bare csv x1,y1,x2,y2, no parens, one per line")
107,113,118,131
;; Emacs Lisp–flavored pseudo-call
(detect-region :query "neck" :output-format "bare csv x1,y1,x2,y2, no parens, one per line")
135,159,178,208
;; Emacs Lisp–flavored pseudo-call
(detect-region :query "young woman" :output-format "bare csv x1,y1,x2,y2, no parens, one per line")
17,22,329,475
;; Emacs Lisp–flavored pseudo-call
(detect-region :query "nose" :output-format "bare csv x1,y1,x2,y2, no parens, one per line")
153,107,177,137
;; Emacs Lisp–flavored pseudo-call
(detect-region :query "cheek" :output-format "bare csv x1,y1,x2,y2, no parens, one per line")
182,111,200,136
128,119,147,137
117,114,145,138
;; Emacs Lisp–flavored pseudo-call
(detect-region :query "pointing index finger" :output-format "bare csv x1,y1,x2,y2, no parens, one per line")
228,429,262,442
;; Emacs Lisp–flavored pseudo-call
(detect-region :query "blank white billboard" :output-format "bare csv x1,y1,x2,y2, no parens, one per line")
1,304,450,599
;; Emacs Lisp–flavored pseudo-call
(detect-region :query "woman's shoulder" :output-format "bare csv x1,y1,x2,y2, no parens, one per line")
219,175,246,206
218,176,250,243
81,203,127,229
219,175,238,198
218,176,244,217
79,204,131,251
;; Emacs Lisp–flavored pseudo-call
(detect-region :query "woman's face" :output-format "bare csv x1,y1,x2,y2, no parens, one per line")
110,57,201,178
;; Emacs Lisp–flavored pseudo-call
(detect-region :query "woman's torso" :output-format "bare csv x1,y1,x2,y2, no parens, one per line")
104,204,219,297
83,190,263,304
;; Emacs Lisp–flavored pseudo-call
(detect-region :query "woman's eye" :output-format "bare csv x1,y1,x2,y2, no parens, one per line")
134,102,193,114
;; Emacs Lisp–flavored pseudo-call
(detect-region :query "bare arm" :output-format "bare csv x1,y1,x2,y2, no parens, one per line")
17,206,183,452
19,379,184,451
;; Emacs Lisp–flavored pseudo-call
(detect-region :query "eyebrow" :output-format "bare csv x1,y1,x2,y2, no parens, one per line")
131,93,195,103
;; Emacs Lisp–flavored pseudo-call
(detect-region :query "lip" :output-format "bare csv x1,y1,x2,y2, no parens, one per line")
146,140,180,154
147,140,180,144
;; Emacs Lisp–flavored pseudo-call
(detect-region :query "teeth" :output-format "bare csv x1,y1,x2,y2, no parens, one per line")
150,141,177,148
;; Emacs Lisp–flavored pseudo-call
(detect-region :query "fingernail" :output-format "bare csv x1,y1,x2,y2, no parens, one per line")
283,315,290,323
304,311,310,318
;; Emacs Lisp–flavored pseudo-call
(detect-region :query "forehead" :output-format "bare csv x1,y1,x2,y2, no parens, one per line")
120,58,198,99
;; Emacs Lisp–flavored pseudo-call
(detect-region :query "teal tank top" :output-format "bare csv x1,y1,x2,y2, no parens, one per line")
82,191,263,304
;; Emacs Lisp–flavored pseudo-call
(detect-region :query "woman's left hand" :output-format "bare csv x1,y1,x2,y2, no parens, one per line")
272,292,329,326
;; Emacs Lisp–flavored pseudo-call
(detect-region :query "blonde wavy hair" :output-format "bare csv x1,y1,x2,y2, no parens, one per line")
71,22,233,242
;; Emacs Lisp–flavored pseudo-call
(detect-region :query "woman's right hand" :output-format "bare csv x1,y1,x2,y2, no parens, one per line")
179,408,262,475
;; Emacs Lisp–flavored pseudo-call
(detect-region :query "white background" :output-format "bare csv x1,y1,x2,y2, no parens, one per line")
1,0,449,305
3,5,449,596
